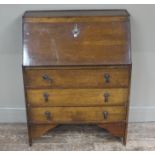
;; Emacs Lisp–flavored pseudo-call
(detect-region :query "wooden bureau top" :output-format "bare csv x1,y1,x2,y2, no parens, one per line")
23,10,131,67
23,10,129,18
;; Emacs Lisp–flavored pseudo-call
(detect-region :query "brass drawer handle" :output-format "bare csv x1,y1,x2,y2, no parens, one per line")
44,111,52,121
103,111,108,120
43,93,49,102
42,74,52,83
104,73,110,83
104,93,110,103
72,24,80,38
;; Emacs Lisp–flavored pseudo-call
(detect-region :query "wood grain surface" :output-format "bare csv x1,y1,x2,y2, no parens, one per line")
24,67,129,88
23,13,130,66
26,88,128,107
29,106,126,124
22,10,131,146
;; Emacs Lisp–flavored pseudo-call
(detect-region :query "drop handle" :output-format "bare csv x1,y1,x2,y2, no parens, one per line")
44,111,52,121
72,24,80,38
103,111,109,120
104,73,110,83
43,93,49,102
42,74,52,83
104,93,110,103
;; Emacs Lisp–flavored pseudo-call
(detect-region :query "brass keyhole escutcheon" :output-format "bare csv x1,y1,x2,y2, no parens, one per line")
72,24,80,38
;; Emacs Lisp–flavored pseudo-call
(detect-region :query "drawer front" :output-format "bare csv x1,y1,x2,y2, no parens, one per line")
24,67,129,88
29,106,126,124
23,21,130,66
26,88,128,107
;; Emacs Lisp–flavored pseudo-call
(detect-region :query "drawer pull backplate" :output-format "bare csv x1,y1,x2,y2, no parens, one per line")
104,93,110,103
104,73,110,83
44,111,52,121
103,111,109,120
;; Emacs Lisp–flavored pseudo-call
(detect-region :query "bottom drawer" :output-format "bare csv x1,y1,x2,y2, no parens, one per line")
29,107,126,124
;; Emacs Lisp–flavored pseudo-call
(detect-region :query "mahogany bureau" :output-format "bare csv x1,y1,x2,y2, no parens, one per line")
22,10,132,146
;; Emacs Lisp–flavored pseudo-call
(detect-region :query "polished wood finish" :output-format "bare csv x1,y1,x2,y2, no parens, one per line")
24,67,129,88
24,17,129,23
29,106,126,124
23,10,131,66
26,88,128,107
23,21,130,66
23,10,129,23
98,122,126,142
22,10,132,146
24,10,129,17
30,124,57,139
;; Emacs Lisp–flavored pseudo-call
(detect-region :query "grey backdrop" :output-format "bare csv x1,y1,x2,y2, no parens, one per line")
0,4,155,122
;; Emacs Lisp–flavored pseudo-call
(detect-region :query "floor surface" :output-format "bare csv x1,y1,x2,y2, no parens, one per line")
0,123,155,151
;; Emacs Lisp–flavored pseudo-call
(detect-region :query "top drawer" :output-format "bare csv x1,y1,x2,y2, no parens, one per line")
23,20,130,66
24,67,129,88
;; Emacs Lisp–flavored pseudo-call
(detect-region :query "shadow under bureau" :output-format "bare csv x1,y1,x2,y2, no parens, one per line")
22,10,132,146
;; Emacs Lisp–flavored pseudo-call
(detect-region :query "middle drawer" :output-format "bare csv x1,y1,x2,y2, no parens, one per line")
26,88,128,107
